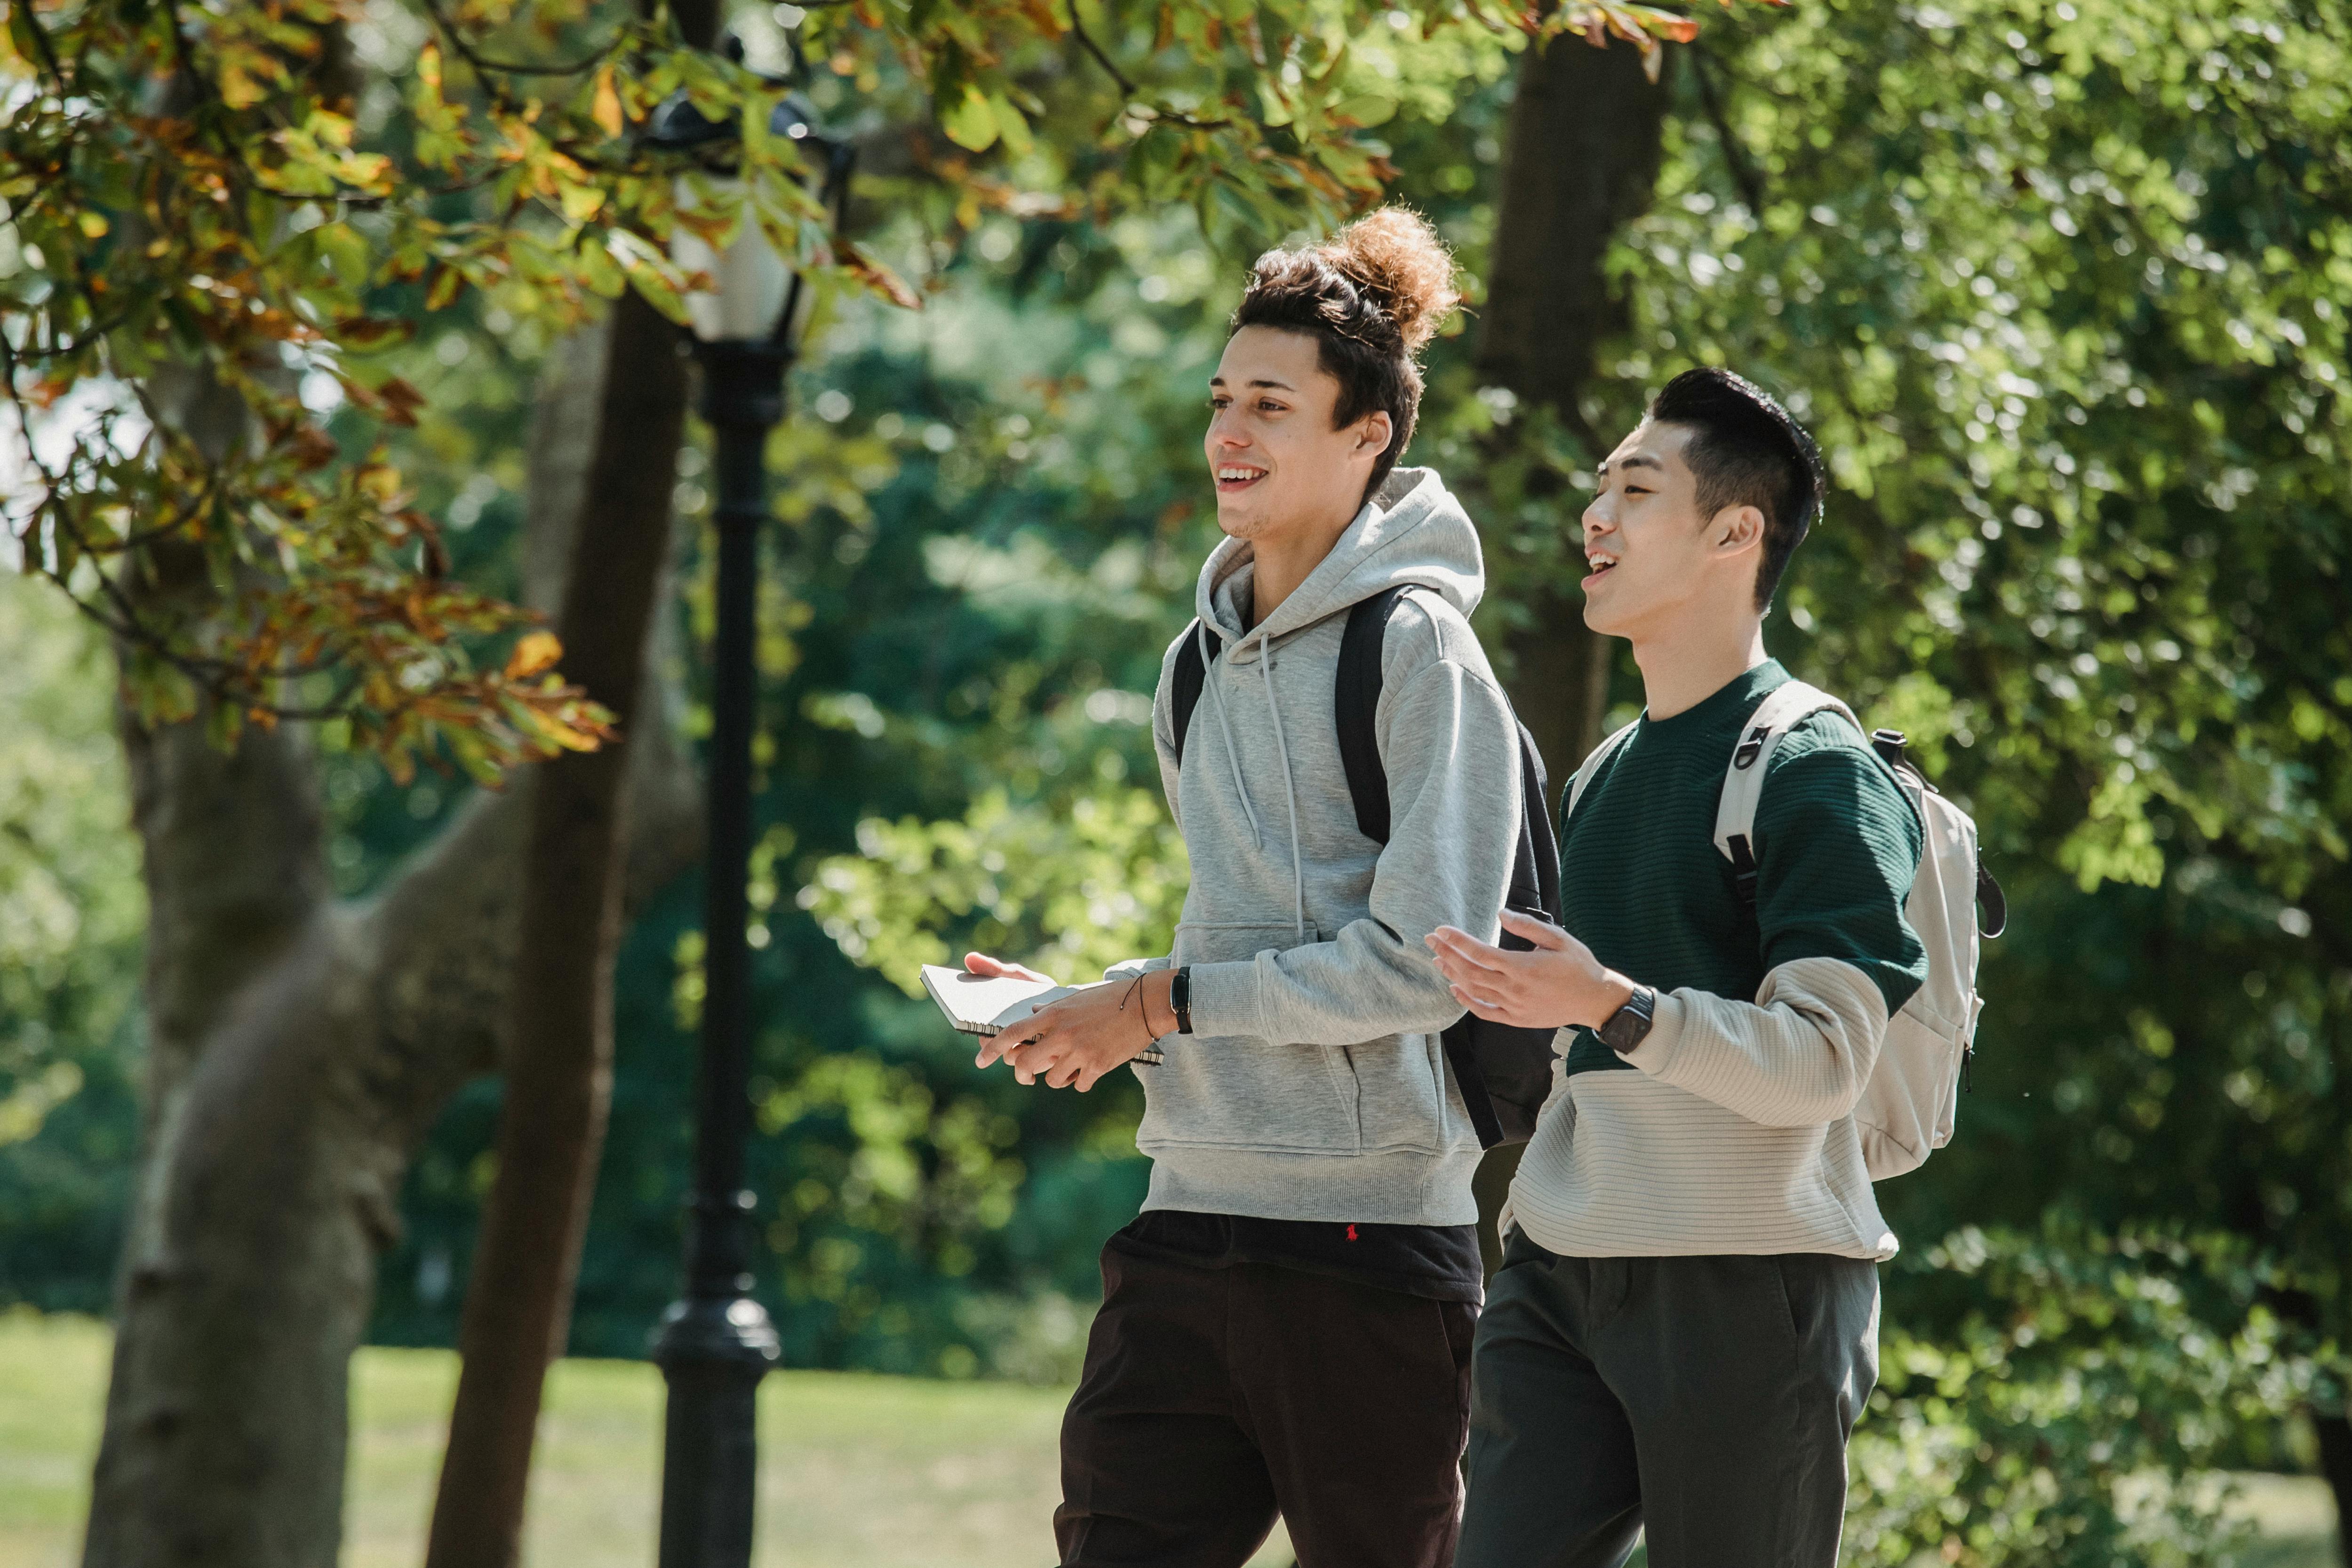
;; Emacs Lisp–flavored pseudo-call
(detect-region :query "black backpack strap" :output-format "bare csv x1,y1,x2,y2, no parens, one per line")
1169,618,1218,768
1517,719,1561,923
1439,1018,1505,1148
1329,586,1563,1152
1726,833,1761,909
1334,585,1414,843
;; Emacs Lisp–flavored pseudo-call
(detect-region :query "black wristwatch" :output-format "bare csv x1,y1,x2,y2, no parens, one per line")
1596,985,1657,1054
1169,966,1194,1035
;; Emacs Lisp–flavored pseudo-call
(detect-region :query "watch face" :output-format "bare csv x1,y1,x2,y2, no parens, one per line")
1602,989,1654,1052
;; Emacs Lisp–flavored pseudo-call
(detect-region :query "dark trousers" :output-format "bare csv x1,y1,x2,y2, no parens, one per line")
1055,1241,1476,1568
1456,1233,1879,1568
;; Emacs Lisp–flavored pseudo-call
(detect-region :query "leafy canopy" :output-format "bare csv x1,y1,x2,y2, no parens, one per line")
0,0,1738,780
1617,0,2352,900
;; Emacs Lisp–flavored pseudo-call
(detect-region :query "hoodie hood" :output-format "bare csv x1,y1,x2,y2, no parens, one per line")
1195,466,1486,663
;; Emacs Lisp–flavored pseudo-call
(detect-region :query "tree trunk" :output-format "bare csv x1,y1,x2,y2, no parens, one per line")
2314,1411,2352,1567
1469,34,1676,1275
423,289,692,1568
80,318,700,1568
1479,30,1674,783
418,0,721,1537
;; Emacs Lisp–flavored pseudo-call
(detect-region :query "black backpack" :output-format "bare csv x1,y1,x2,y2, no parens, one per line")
1169,585,1562,1149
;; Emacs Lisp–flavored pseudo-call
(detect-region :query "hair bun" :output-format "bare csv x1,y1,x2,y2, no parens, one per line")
1320,207,1459,356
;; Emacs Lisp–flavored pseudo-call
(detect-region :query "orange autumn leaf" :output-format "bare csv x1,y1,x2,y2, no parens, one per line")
533,713,610,752
839,242,922,310
590,66,624,138
505,629,564,679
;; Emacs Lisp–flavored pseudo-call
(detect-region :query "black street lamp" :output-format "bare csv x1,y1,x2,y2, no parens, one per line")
641,81,851,1568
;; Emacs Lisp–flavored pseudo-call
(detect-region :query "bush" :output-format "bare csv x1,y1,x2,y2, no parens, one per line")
1850,1223,2313,1566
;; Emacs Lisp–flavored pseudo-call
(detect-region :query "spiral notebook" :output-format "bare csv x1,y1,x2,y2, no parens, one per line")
919,966,1162,1066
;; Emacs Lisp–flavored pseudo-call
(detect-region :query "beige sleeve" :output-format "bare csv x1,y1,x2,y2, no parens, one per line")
1620,955,1890,1128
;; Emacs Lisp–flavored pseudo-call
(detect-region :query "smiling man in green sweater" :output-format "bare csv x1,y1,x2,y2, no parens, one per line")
1427,368,1927,1568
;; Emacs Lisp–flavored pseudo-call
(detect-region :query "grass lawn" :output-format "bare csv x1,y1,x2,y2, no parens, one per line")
0,1309,2335,1567
0,1311,1294,1568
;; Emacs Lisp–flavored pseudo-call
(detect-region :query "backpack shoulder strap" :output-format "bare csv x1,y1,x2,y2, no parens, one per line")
1334,584,1416,844
1562,720,1640,825
1169,619,1220,768
1712,678,1860,903
1516,718,1562,922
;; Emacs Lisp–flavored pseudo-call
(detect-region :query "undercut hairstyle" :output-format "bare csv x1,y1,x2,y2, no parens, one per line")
1648,367,1827,611
1231,207,1461,499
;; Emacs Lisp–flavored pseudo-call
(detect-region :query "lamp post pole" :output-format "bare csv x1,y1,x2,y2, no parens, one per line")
649,336,789,1568
642,72,848,1564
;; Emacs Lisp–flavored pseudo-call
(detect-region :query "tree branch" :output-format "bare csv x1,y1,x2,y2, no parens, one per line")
12,0,69,92
412,0,629,79
1691,44,1767,215
1062,0,1232,131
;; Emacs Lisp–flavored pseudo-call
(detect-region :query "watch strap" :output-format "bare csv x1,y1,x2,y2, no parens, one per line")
1170,966,1194,1035
1597,984,1657,1054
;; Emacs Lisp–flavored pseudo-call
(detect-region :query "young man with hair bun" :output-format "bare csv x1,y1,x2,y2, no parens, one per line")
1430,368,1929,1568
963,209,1524,1568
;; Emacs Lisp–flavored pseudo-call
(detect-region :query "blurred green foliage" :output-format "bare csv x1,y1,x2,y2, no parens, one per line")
802,785,1188,991
0,576,144,1308
1853,1225,2304,1566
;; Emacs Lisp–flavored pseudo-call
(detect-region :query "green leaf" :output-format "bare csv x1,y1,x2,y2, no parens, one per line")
204,698,244,753
574,239,625,300
318,223,371,290
558,182,606,226
1330,94,1397,127
941,84,1001,152
609,231,691,324
989,94,1036,159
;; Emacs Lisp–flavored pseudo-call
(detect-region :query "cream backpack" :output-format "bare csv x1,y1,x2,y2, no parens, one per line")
1567,680,2005,1180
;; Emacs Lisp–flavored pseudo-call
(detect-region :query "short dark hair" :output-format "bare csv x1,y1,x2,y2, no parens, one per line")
1231,208,1459,499
1647,367,1826,610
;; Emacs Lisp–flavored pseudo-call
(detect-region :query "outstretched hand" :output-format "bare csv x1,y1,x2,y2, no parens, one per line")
1423,912,1636,1033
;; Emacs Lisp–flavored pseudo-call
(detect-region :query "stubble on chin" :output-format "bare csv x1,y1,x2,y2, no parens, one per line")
1213,501,1269,542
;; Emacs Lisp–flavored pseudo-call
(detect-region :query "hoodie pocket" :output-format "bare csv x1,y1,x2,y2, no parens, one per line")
1345,1032,1457,1155
1139,921,1362,1154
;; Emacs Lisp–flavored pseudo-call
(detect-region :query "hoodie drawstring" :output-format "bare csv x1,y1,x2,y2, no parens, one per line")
1201,619,1262,847
1259,642,1309,946
1206,615,1309,946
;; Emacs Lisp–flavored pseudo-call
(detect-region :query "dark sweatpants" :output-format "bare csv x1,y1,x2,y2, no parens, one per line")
1055,1241,1475,1568
1456,1232,1879,1568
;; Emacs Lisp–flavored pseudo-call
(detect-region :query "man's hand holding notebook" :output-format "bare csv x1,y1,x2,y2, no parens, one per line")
925,956,1164,1084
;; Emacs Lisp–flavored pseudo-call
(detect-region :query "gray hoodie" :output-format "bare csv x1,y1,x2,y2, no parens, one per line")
1111,467,1523,1227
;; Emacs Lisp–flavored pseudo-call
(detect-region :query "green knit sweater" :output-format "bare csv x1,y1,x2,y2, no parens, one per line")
1557,660,1927,1079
